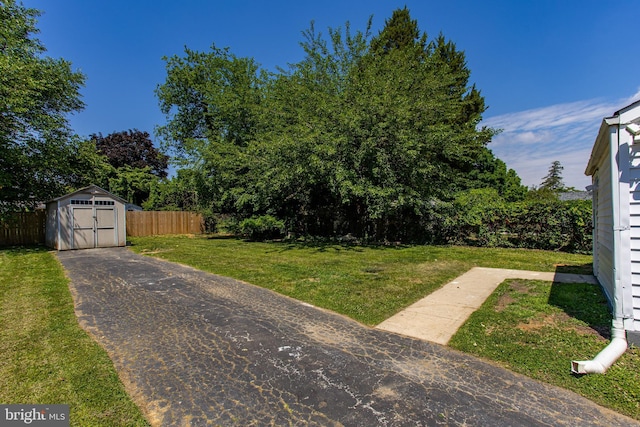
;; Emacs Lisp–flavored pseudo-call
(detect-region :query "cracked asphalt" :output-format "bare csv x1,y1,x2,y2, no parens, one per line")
56,247,638,426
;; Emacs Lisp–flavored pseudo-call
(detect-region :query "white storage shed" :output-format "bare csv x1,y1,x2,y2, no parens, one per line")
585,99,640,346
45,185,127,250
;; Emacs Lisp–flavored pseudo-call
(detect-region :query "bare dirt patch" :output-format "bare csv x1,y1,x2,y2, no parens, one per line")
495,293,515,312
508,280,533,294
139,249,173,255
516,312,609,341
495,281,533,312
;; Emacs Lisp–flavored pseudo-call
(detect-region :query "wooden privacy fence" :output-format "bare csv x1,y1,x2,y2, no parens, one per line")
126,211,204,237
0,210,203,246
0,211,46,246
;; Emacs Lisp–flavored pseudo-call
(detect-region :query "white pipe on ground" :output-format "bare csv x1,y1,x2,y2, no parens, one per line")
571,319,627,374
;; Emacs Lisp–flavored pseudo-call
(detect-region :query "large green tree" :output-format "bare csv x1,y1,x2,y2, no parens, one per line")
0,0,85,213
244,8,499,238
155,8,518,241
106,165,159,206
65,137,113,190
331,13,497,238
144,168,214,211
156,45,263,213
235,21,372,233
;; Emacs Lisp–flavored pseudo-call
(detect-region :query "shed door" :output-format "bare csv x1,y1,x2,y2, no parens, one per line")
71,205,118,249
96,207,116,247
72,207,95,249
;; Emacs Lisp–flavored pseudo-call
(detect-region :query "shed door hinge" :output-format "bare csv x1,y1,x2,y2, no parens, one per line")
614,226,630,231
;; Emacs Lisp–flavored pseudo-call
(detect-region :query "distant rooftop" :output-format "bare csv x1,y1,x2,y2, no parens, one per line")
558,191,592,202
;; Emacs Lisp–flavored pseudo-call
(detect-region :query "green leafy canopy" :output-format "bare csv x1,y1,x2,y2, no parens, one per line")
0,0,86,213
155,8,526,241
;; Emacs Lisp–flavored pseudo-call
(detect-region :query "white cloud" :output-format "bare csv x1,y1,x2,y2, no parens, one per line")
483,90,640,190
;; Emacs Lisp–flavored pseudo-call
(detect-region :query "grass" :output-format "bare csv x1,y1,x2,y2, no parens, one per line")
449,279,640,420
0,247,149,427
128,234,592,326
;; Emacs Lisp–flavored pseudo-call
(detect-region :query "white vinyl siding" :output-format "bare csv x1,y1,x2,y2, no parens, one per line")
629,145,640,330
594,152,615,302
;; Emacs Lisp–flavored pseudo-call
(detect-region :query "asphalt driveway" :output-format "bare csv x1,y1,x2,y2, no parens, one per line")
57,247,638,426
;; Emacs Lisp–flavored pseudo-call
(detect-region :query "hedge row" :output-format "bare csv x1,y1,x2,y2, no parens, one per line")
222,189,593,254
442,189,592,253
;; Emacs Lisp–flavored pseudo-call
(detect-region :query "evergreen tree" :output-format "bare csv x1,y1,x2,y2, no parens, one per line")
370,7,425,55
540,160,565,191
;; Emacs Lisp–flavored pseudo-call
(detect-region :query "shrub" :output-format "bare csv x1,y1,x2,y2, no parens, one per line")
199,207,217,233
238,215,286,241
506,199,592,253
443,189,592,253
444,188,510,247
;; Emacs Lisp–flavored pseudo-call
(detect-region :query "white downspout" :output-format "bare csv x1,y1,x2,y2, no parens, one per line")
572,119,631,374
571,319,627,374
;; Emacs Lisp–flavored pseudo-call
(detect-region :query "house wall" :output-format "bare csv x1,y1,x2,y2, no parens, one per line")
627,138,640,332
613,108,640,334
593,156,614,304
587,103,640,342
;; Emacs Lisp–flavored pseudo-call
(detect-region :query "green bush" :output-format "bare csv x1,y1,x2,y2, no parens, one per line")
197,208,217,233
238,215,286,241
221,190,593,252
507,199,592,253
444,189,509,247
444,189,592,253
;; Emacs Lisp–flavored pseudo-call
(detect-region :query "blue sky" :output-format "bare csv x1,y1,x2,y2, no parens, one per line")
23,0,640,190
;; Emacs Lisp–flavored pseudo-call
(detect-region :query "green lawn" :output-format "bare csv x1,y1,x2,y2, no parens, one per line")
129,234,592,325
449,279,640,420
0,247,149,427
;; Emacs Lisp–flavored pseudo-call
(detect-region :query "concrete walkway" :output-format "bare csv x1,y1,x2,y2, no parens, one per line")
57,249,633,426
377,267,599,345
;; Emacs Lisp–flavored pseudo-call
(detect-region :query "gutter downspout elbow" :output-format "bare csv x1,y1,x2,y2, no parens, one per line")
571,320,627,374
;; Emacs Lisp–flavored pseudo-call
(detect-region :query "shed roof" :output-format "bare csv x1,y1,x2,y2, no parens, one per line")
46,185,128,205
